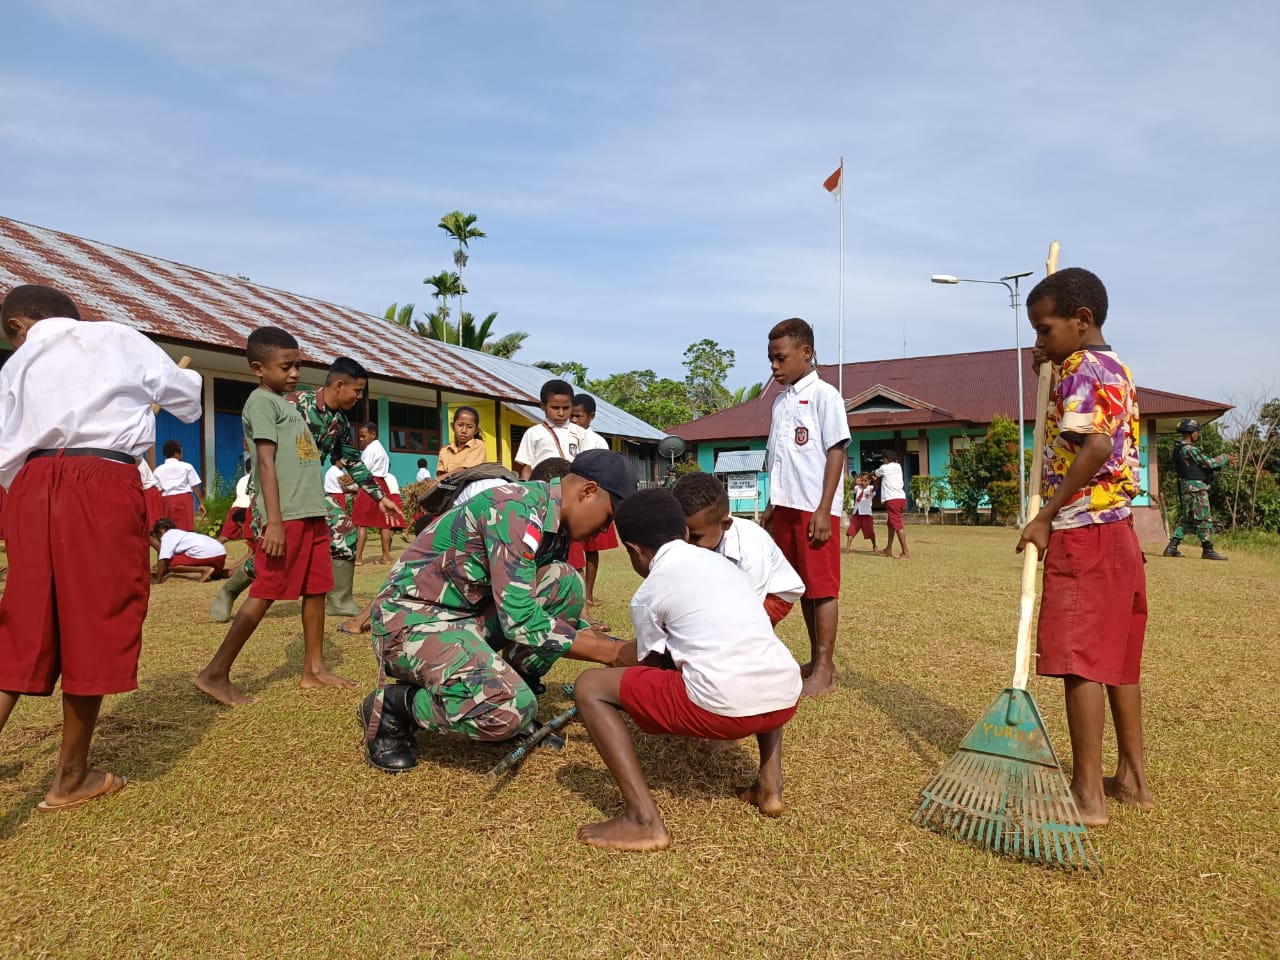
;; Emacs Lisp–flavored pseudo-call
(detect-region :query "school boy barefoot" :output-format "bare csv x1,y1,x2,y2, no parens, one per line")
761,318,850,697
1016,268,1152,826
195,327,355,706
0,284,201,811
574,490,802,851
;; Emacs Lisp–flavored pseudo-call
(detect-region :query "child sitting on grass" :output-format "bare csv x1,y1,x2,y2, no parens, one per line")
573,489,802,851
150,518,228,583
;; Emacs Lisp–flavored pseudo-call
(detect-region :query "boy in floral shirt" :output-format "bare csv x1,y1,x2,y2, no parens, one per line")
1017,268,1152,827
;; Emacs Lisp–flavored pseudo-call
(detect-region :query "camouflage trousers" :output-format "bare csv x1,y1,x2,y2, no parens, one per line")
241,497,357,580
1172,485,1215,542
372,561,584,742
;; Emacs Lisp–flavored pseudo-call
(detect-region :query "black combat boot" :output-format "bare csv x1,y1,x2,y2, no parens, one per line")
357,684,421,772
1200,541,1228,561
1162,538,1183,558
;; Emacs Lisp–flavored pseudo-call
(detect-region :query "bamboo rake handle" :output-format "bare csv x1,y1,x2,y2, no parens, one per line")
152,355,192,414
1012,242,1060,691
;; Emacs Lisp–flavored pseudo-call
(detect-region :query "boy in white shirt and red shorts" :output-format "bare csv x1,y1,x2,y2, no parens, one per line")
762,318,851,698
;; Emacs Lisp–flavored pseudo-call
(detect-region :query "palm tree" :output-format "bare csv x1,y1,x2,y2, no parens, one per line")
730,381,765,405
384,302,416,328
438,211,485,338
422,271,463,334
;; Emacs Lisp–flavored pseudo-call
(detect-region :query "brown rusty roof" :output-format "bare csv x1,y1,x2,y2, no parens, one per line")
671,349,1231,441
0,216,530,401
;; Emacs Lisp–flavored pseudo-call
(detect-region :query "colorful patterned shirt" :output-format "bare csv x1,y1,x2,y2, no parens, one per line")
1042,348,1140,530
372,479,585,674
285,388,382,501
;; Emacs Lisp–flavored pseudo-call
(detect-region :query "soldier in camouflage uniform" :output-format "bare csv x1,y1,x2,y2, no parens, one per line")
1164,418,1233,560
359,450,638,773
209,357,404,621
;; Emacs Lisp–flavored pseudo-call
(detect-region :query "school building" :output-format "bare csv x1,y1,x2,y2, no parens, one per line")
0,216,667,490
670,350,1230,541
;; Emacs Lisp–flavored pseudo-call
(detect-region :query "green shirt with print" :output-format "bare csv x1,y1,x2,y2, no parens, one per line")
243,387,327,525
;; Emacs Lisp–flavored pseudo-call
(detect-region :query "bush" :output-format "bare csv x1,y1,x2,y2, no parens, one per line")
947,417,1021,524
197,472,237,537
987,480,1021,526
908,475,948,523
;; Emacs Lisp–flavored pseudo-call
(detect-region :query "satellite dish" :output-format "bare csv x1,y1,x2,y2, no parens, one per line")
657,435,687,463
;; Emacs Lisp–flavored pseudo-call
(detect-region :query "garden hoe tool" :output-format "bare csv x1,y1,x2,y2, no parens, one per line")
912,242,1102,871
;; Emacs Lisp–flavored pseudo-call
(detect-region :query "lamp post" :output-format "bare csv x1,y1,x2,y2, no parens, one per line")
931,270,1034,524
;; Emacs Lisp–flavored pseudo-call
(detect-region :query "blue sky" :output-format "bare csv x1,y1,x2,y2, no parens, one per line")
2,0,1277,408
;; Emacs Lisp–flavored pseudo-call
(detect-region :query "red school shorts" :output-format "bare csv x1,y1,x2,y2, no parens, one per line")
351,478,406,530
162,492,196,531
143,487,164,533
846,514,875,539
0,456,150,696
884,498,906,532
1037,517,1147,686
248,517,334,600
171,552,226,573
584,522,619,552
771,505,841,600
618,666,797,740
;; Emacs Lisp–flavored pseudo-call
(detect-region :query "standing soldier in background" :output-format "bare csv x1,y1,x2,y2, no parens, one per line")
1163,418,1234,561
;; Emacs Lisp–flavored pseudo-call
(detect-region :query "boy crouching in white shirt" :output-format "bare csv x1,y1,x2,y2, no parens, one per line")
573,489,803,851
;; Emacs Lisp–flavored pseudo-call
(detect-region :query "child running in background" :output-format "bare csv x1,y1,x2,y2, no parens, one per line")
1016,267,1151,826
195,326,353,707
573,489,802,851
671,472,803,626
875,451,909,559
154,439,206,531
151,518,228,582
762,318,850,698
571,393,614,605
845,472,877,553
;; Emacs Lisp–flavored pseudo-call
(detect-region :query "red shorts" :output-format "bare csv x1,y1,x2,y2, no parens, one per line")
171,552,226,573
763,593,793,627
0,486,6,539
162,492,196,531
568,540,586,571
884,498,906,531
771,506,841,600
1037,518,1147,686
143,487,164,533
584,522,619,552
351,479,405,529
618,666,797,740
248,517,334,600
328,493,348,512
846,514,875,539
0,456,149,696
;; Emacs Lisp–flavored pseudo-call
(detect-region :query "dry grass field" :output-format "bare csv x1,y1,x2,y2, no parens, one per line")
1,526,1277,959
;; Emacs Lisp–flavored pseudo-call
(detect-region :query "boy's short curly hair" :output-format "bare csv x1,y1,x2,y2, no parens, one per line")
767,317,814,347
615,489,687,551
162,439,182,459
1,284,80,336
1026,267,1109,327
246,325,299,365
530,457,572,482
670,472,729,519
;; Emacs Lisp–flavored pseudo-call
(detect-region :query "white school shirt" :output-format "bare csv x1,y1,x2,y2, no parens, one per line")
875,462,906,501
157,528,226,561
631,540,802,717
578,427,609,453
138,460,159,491
0,317,202,490
233,473,252,508
361,438,391,477
718,517,804,603
154,457,202,496
514,422,587,467
854,482,874,516
323,465,346,495
415,466,430,483
766,370,850,516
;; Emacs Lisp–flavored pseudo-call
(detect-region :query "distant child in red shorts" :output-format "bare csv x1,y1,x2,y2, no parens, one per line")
0,284,201,811
762,318,850,697
1016,267,1152,826
195,326,354,707
875,452,909,558
573,490,802,851
845,471,876,553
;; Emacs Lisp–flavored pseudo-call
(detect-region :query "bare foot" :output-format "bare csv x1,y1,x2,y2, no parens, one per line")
898,552,912,560
800,670,837,698
378,555,393,565
877,548,893,558
577,813,671,851
300,669,358,690
196,567,215,583
1070,784,1110,827
696,737,743,753
39,769,127,812
194,672,258,707
735,780,784,817
1103,776,1154,811
798,660,813,678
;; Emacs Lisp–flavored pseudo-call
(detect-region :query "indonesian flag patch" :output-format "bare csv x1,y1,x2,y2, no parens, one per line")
521,516,544,559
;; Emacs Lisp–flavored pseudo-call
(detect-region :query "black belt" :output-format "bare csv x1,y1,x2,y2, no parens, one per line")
27,448,136,465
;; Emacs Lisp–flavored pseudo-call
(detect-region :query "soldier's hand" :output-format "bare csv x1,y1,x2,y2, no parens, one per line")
379,498,405,522
1228,455,1239,467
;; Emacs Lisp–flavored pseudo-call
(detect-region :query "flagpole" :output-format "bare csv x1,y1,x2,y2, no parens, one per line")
837,156,845,399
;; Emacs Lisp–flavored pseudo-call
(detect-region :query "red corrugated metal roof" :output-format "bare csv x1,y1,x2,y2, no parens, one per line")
671,350,1231,441
0,216,531,401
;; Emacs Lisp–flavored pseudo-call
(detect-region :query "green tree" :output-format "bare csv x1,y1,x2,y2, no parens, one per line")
534,360,591,385
682,338,735,417
423,271,464,337
415,308,528,358
947,416,1021,524
729,381,764,405
437,211,485,330
383,301,426,335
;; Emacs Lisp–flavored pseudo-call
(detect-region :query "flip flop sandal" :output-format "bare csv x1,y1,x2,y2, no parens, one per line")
37,772,127,813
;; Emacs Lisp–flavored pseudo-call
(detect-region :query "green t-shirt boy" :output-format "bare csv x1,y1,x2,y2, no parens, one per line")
243,387,327,527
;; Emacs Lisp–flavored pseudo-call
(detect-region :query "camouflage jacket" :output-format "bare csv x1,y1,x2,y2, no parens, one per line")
374,479,583,656
285,387,382,501
1174,440,1229,493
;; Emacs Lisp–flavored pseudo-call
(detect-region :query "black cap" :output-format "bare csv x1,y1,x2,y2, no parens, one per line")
1177,418,1201,434
569,450,638,507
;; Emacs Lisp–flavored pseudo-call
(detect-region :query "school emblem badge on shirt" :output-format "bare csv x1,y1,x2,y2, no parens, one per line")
794,426,809,446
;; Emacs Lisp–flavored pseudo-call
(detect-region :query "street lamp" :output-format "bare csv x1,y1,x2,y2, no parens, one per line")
930,270,1035,524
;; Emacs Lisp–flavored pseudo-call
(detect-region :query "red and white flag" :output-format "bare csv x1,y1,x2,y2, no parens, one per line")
822,163,842,198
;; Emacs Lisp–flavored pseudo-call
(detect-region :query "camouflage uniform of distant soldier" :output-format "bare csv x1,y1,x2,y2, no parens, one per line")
209,385,386,621
359,479,588,768
1164,418,1232,561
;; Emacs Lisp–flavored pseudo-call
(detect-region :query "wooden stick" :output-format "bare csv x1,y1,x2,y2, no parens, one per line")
152,355,192,414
